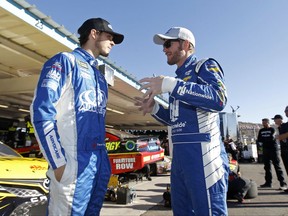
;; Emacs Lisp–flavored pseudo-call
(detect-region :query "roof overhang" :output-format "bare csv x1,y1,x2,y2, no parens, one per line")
0,0,168,130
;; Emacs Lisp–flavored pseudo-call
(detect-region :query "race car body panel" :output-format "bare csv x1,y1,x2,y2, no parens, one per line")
105,128,165,175
0,157,48,179
0,142,49,216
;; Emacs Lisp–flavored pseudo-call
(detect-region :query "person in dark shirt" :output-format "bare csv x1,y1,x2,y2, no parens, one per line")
278,106,288,143
275,107,288,193
273,114,288,175
257,118,287,189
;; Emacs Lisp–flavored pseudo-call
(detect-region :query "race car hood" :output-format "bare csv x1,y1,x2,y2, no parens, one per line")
0,157,48,179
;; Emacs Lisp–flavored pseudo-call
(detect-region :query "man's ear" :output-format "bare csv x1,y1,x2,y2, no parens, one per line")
90,29,98,40
183,40,190,49
183,40,193,52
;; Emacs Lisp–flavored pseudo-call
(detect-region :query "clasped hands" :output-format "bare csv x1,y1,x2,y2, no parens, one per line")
134,76,164,115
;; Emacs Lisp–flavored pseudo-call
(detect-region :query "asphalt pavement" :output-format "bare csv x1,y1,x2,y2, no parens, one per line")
101,162,288,216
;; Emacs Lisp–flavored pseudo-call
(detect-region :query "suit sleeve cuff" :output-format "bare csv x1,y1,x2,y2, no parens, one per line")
162,77,177,93
151,102,160,115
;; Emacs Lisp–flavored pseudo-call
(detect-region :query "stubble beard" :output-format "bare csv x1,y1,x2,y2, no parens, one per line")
167,47,182,65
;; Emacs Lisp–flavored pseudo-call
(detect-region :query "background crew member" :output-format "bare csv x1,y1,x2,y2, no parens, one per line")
227,153,251,203
278,106,288,142
273,114,288,176
257,118,287,189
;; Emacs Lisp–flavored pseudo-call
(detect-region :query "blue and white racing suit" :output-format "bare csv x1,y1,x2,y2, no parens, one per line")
31,48,110,215
152,55,229,216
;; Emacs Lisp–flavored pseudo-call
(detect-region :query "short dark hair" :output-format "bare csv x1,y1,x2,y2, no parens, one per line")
78,29,90,47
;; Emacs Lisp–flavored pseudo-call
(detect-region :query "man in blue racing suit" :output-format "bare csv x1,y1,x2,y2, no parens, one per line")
31,18,124,215
135,27,229,216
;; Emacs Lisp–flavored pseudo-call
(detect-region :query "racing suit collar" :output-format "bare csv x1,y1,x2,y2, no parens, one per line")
74,48,98,67
175,54,197,77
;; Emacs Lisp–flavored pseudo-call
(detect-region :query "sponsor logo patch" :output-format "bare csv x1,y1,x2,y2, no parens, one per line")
41,79,58,91
46,130,61,160
217,80,226,90
177,85,212,100
207,65,221,73
185,70,192,75
46,67,61,82
171,121,186,129
78,88,107,115
183,76,192,82
80,70,92,80
77,60,89,69
30,165,47,171
106,141,121,151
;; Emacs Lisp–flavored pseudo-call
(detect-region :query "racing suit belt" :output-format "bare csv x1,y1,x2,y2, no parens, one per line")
77,142,107,151
172,132,211,144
